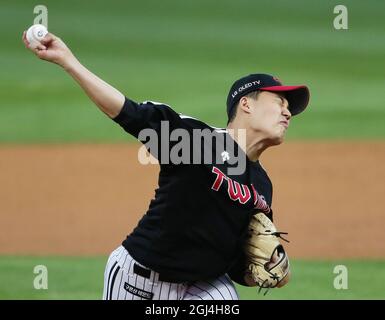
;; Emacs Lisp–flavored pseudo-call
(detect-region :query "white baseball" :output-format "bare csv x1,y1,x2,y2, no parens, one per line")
26,24,48,49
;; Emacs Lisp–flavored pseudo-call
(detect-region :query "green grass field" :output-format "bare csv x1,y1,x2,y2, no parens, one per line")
0,256,384,300
1,0,385,142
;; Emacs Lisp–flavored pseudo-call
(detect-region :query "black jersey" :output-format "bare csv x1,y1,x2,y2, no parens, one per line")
113,98,273,284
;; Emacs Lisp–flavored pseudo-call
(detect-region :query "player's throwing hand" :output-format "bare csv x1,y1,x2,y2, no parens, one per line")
22,31,75,68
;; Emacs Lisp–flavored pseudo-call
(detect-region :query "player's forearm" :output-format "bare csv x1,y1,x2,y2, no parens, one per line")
62,57,125,118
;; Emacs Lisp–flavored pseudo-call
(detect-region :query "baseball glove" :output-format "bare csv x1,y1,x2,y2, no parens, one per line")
244,212,290,291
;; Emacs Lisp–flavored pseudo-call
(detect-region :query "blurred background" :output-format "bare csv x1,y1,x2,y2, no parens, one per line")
0,0,384,299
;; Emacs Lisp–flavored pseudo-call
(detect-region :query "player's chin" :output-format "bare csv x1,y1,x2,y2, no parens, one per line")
277,127,288,143
270,132,286,146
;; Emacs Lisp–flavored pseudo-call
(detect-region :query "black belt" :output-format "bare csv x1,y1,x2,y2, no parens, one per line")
133,263,172,282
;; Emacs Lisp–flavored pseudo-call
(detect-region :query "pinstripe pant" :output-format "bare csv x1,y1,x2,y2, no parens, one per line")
103,246,239,300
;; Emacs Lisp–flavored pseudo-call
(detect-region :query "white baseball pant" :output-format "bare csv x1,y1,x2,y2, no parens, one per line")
103,246,239,300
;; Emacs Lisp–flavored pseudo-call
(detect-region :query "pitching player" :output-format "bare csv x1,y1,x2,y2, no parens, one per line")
23,31,310,300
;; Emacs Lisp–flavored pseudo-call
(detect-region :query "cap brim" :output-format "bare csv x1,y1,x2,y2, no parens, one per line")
259,85,310,116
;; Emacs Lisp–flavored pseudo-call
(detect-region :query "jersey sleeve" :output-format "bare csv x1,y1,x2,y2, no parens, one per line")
227,256,245,286
112,97,184,138
112,97,195,163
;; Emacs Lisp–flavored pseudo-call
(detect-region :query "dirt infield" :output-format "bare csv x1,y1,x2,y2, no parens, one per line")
0,142,384,258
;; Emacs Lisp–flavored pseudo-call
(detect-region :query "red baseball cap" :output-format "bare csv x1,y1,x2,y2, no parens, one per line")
226,73,310,119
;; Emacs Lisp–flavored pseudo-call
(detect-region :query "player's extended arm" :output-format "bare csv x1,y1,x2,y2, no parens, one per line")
22,31,124,118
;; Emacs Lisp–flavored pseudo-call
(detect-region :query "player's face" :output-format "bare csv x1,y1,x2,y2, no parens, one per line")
247,91,291,145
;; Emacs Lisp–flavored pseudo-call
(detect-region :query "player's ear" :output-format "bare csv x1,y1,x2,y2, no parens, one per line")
238,96,251,114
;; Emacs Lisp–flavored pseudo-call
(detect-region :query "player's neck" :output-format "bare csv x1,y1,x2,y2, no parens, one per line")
227,122,270,162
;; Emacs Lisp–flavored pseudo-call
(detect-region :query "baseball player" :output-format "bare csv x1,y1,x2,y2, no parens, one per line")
23,31,310,300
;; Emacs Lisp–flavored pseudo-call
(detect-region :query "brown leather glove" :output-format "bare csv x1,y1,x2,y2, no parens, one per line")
244,212,290,290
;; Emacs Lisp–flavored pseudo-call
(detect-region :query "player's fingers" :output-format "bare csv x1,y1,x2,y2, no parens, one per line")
33,47,40,56
22,31,30,47
35,48,47,60
35,43,47,50
40,33,56,45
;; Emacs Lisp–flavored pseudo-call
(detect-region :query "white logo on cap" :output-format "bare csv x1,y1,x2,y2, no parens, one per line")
232,80,261,98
